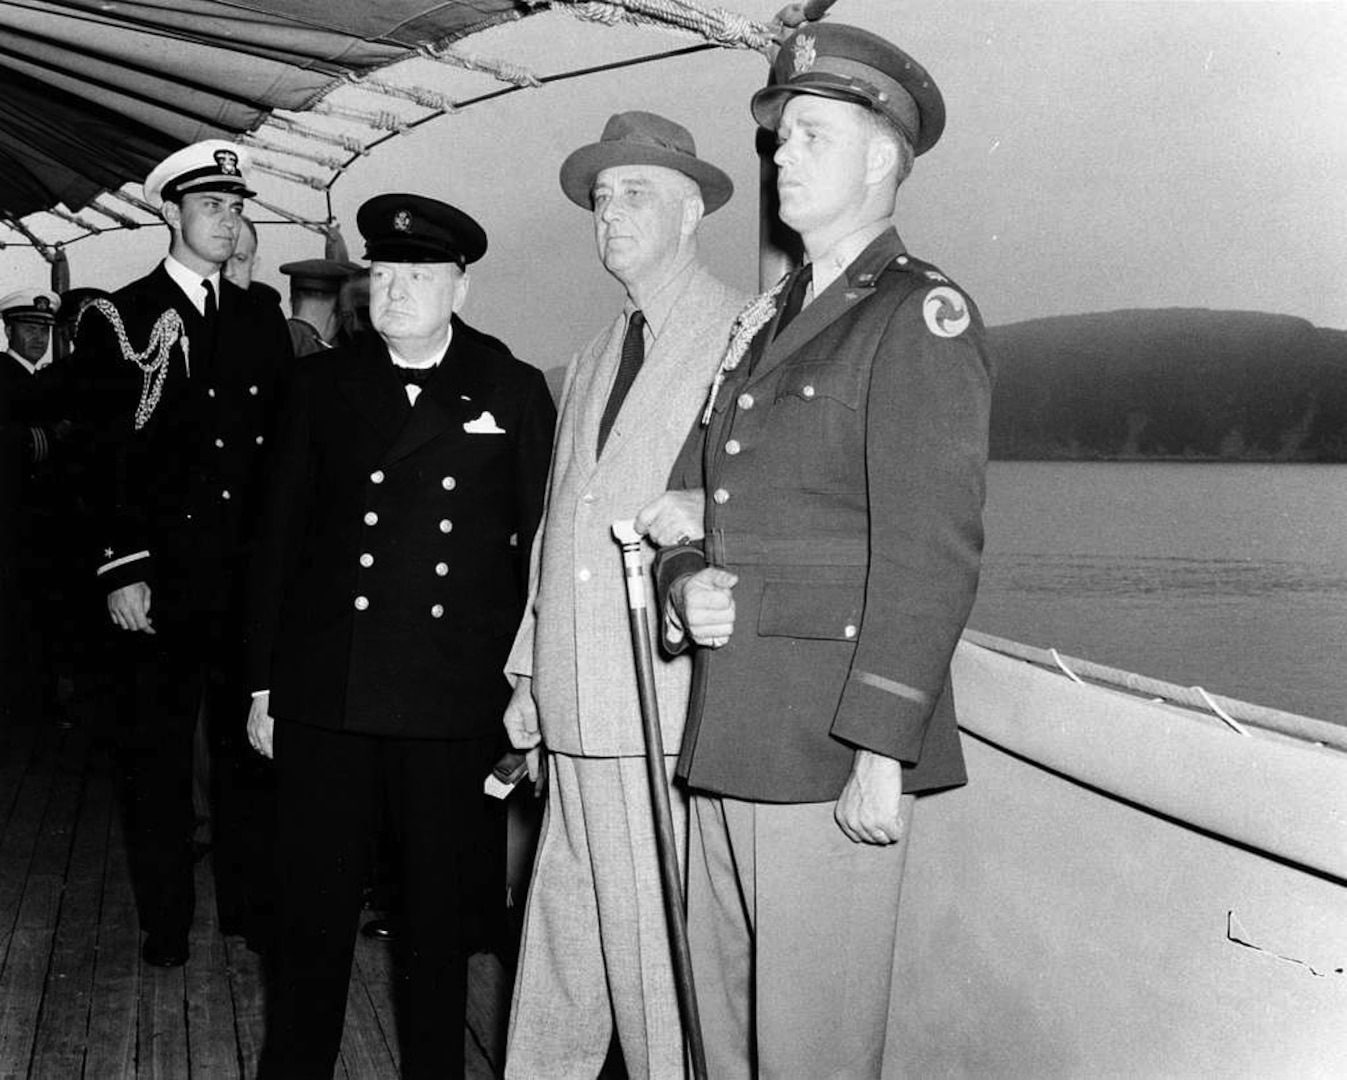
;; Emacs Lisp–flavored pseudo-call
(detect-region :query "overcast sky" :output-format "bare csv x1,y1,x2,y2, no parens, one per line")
2,0,1344,365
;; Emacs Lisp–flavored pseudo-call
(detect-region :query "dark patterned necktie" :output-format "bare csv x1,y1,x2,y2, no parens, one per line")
597,309,645,455
395,364,438,387
774,263,813,338
202,279,217,324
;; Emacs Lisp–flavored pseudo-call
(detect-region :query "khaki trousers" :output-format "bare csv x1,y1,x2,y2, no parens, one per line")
688,791,916,1080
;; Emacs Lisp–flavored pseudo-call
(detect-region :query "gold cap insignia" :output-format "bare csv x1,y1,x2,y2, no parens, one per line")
393,210,412,233
214,149,240,176
793,35,817,76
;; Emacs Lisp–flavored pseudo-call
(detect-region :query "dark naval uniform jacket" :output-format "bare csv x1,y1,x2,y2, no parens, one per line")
76,264,291,623
659,229,994,803
245,317,556,740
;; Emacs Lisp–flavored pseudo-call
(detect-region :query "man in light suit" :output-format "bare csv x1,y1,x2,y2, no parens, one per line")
246,193,555,1079
647,24,994,1077
502,112,746,1079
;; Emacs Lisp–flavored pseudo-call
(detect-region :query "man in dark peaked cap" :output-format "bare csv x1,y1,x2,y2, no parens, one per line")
643,23,994,1076
74,140,293,968
279,256,361,356
245,192,555,1080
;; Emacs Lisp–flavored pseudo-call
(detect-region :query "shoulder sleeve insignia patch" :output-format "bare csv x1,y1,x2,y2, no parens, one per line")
922,286,971,339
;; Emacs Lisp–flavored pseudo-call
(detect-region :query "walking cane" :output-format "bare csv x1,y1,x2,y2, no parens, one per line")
611,519,708,1080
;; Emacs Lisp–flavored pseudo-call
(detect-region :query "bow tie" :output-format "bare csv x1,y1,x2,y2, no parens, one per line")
395,364,438,387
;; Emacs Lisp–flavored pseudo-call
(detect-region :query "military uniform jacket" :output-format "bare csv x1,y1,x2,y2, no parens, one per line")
505,265,745,756
76,264,291,624
245,319,555,740
658,229,994,803
0,353,68,477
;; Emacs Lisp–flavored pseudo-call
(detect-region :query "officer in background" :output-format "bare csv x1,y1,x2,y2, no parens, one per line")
75,140,293,967
278,257,360,356
245,193,555,1079
0,289,71,721
647,24,995,1076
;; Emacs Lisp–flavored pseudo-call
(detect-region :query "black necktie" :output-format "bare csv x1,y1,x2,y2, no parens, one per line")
395,364,437,387
774,263,813,338
202,279,217,324
597,309,645,455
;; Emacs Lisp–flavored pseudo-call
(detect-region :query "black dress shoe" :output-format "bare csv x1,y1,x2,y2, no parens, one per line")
142,934,189,968
361,917,396,941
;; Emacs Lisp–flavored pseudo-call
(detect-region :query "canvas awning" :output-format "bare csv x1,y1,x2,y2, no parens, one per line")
0,0,777,257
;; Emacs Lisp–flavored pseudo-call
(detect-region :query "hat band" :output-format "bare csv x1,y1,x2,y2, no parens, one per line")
163,166,254,202
791,57,921,145
602,130,697,162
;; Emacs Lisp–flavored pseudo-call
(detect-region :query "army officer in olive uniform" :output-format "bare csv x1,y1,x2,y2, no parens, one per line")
245,193,555,1080
648,24,995,1077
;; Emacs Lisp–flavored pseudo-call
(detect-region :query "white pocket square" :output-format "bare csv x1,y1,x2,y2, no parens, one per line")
464,410,505,434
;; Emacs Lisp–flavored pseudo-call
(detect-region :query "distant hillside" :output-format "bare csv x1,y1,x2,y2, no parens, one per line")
987,310,1347,461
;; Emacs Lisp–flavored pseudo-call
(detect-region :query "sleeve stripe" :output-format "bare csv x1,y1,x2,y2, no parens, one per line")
96,550,151,576
852,670,933,705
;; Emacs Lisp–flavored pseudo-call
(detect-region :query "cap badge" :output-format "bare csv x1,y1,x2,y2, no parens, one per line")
393,210,412,233
214,149,240,176
792,35,817,76
923,286,971,339
34,295,51,312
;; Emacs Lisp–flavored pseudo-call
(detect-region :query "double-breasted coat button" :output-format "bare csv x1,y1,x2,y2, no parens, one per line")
578,568,591,582
439,519,453,534
214,437,225,448
370,470,385,484
208,388,216,398
441,476,456,491
802,385,816,399
221,489,231,500
737,392,755,410
249,385,259,396
360,553,374,568
725,439,741,455
712,488,729,505
255,435,264,445
430,604,445,619
364,511,379,526
435,562,449,577
354,596,370,611
844,624,858,639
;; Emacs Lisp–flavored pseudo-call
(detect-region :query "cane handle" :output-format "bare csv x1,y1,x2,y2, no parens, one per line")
611,518,641,546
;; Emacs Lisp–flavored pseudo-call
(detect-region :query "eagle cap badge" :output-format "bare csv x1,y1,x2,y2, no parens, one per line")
214,149,240,176
392,209,412,233
793,34,817,76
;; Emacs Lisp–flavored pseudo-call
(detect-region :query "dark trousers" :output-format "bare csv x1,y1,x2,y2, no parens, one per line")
115,627,210,943
260,721,497,1080
114,611,262,945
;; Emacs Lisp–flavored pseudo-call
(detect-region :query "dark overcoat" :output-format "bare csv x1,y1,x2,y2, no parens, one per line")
245,318,555,740
75,265,290,622
659,229,994,803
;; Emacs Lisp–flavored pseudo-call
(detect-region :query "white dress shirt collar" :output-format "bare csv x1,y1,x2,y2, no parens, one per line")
163,254,222,316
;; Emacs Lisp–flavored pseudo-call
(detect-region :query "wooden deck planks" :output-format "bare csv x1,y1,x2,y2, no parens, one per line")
0,713,514,1079
27,738,114,1077
82,784,142,1080
185,861,242,1079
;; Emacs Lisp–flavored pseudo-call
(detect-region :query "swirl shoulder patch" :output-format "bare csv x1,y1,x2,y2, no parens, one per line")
922,286,971,339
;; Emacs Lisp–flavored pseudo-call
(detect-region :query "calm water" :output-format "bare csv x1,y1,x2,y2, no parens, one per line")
968,463,1347,723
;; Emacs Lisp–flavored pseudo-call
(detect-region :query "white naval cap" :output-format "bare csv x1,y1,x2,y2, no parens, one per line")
0,288,60,324
143,139,256,211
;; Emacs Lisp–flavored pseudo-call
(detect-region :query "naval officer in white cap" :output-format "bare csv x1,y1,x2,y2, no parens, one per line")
74,139,293,967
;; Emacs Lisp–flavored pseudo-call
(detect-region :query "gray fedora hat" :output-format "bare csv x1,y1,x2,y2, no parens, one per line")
559,111,734,214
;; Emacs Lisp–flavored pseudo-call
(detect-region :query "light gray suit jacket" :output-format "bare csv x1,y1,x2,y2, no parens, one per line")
506,264,745,756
